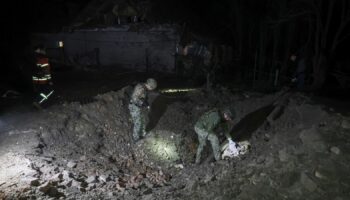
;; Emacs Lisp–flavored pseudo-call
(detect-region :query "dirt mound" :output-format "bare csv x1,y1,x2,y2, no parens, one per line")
1,86,349,199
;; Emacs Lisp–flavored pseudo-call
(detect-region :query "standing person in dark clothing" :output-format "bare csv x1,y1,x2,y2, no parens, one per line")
290,52,306,90
32,45,54,109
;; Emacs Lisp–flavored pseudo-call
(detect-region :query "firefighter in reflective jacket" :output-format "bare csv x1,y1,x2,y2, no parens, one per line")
32,45,54,108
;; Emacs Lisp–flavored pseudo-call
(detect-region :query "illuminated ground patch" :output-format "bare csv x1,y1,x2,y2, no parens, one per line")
137,130,181,167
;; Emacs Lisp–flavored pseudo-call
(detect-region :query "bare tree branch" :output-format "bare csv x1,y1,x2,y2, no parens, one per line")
322,1,335,47
331,0,350,53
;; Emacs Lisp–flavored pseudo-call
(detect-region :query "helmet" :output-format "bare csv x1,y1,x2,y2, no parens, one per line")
222,107,235,120
145,78,157,90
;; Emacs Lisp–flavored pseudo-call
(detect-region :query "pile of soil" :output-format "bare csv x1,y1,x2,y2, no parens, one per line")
1,86,349,200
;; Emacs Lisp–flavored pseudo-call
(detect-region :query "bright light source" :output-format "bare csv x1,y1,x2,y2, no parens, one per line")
58,41,64,48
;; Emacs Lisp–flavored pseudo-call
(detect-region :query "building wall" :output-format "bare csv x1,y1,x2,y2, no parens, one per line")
32,26,178,72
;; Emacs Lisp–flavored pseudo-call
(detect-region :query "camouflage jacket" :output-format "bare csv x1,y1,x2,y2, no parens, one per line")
195,109,231,139
130,83,148,107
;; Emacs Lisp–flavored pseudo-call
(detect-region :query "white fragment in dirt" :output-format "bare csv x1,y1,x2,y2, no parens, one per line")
264,133,270,139
62,170,74,181
50,173,63,182
79,155,86,161
108,192,115,197
86,176,98,184
67,161,77,168
173,164,184,169
314,171,327,179
330,146,340,155
71,180,81,188
99,175,107,183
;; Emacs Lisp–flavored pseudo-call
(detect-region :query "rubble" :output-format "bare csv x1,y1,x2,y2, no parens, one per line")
67,161,77,168
330,146,341,155
341,119,350,129
0,87,349,199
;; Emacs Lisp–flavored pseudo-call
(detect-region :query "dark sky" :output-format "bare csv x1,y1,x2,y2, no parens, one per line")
9,0,87,32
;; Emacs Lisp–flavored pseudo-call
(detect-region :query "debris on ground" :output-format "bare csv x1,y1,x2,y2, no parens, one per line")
1,86,349,199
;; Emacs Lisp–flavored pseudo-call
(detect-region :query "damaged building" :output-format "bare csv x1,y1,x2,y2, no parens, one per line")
31,0,178,72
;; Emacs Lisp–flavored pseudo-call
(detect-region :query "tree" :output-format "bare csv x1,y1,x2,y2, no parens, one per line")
296,0,350,89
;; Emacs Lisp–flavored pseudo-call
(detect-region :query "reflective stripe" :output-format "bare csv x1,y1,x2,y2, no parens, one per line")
32,77,49,81
40,93,47,98
37,63,49,68
39,90,54,104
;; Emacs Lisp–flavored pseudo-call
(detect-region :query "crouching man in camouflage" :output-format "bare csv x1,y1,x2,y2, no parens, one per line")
194,107,235,164
128,78,157,142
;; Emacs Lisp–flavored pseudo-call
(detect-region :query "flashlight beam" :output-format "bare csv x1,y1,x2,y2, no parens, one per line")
159,88,199,93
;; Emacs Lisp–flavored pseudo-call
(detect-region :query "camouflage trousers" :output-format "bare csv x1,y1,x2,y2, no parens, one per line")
194,126,220,164
128,103,146,141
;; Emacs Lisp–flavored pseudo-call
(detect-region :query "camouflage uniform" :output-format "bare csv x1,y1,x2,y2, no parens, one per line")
194,109,231,164
128,83,148,141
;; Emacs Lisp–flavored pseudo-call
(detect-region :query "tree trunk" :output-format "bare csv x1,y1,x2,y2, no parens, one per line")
258,22,267,82
312,52,327,90
233,0,243,58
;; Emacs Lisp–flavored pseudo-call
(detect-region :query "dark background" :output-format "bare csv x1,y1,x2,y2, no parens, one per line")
1,0,350,95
